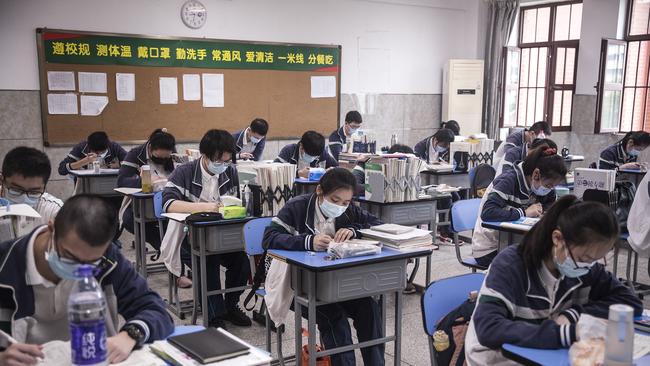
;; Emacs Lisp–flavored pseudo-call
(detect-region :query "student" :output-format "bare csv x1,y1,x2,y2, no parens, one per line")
465,196,643,365
441,120,460,136
472,145,567,267
118,129,176,253
0,147,63,239
58,131,127,177
161,129,250,328
263,168,384,366
351,144,414,195
414,128,455,164
0,194,174,365
598,131,650,170
275,130,338,178
493,121,552,167
496,138,557,177
233,118,268,161
328,110,363,161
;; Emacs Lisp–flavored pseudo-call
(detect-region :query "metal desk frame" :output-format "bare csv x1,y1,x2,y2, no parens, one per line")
70,171,120,197
130,193,167,278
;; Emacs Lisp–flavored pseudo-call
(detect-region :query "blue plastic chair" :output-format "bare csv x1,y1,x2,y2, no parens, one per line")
450,198,488,272
243,217,284,365
421,273,485,366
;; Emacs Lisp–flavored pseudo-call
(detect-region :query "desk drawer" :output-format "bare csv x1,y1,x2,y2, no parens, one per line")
190,224,245,253
292,259,406,302
133,199,156,221
87,176,119,195
380,202,436,225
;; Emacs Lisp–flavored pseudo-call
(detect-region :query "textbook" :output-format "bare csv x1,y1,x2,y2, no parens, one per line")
360,226,433,249
371,223,414,235
499,217,540,232
167,327,249,364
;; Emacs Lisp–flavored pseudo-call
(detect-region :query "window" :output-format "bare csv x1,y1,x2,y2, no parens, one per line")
502,1,582,130
596,0,650,133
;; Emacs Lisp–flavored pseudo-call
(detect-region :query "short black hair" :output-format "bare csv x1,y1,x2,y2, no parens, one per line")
531,138,557,150
2,146,52,183
388,144,414,154
54,194,118,248
621,131,650,148
149,128,176,151
250,118,269,136
87,131,109,152
433,129,455,144
530,121,552,136
522,145,567,180
300,131,325,156
319,167,357,195
199,129,237,161
441,120,460,136
345,111,362,124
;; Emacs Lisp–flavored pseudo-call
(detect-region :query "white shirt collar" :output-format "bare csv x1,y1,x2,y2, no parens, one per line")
538,261,563,287
25,225,56,288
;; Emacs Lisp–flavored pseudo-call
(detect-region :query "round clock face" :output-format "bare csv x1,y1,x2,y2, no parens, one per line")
181,0,207,29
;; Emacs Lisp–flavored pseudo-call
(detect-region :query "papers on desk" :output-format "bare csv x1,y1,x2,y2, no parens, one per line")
221,195,242,207
499,217,539,232
36,340,165,366
70,168,119,175
360,225,433,249
114,187,142,195
424,163,454,172
635,333,650,359
241,162,297,216
0,203,41,219
328,239,382,258
372,224,414,235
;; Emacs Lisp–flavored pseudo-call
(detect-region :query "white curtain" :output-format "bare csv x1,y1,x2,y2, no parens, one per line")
482,0,519,139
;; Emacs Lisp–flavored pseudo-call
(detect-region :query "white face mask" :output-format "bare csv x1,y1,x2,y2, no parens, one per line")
250,135,263,144
320,197,348,218
301,153,317,164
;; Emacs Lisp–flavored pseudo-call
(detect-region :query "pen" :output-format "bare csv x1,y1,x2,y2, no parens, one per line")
0,329,18,344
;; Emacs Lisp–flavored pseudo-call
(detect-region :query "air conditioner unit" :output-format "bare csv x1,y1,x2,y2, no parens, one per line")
442,59,484,136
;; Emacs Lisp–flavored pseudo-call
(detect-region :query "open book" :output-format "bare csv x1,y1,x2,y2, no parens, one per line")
0,203,41,219
37,340,165,366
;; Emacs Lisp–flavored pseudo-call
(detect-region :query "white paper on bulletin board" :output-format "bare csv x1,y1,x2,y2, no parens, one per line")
116,73,135,101
47,93,78,115
47,71,75,91
202,73,224,107
310,76,337,98
159,77,178,104
78,72,107,93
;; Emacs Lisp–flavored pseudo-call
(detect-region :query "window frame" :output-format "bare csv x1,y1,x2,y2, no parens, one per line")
501,0,582,131
595,39,627,134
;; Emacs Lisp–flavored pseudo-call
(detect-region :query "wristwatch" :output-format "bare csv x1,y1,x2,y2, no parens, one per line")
121,323,146,347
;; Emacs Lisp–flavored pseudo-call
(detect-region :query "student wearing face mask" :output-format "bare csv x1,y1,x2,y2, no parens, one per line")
496,138,557,177
0,147,63,241
465,196,642,366
263,168,384,366
472,145,567,267
0,194,173,365
598,131,650,170
493,121,552,168
328,111,363,161
232,118,268,161
58,131,127,178
414,128,455,164
275,130,338,178
118,129,176,253
161,129,250,328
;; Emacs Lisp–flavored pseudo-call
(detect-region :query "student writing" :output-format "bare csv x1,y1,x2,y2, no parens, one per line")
496,138,557,177
232,118,268,161
58,131,127,177
328,110,363,161
493,121,551,168
464,196,642,365
275,130,338,178
598,131,650,170
414,128,455,164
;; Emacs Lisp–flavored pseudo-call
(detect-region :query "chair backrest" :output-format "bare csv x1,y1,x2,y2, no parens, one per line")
450,198,482,233
243,217,273,256
153,191,164,219
421,273,485,336
470,164,496,194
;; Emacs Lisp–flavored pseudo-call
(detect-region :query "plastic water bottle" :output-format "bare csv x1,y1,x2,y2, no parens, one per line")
68,265,108,366
141,165,152,193
604,304,634,366
243,181,253,217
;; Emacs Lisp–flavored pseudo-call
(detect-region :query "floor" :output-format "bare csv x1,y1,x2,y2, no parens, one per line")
117,229,650,366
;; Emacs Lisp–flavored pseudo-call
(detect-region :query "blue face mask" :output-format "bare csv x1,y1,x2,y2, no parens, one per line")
4,190,39,207
45,234,100,281
301,153,317,164
250,135,263,144
207,161,228,175
628,148,641,157
554,246,593,278
434,145,448,154
320,197,348,219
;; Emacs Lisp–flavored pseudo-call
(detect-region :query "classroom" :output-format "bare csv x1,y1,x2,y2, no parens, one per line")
2,0,650,365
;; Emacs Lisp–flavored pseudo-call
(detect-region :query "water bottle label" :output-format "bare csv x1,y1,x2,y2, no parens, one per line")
70,320,107,365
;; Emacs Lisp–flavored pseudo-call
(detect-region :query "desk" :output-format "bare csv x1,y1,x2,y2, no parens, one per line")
355,195,450,290
69,169,120,196
420,170,469,188
293,178,319,196
268,247,432,366
619,168,647,187
502,341,650,366
166,215,253,327
481,221,530,252
563,155,584,170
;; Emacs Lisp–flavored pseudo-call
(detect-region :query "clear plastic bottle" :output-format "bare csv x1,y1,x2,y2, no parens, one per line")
141,165,152,193
604,304,634,366
68,265,108,366
243,181,253,217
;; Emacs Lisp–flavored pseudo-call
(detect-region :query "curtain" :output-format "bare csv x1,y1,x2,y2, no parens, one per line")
482,0,519,139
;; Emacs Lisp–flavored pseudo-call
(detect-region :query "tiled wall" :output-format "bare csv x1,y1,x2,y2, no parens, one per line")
0,90,442,201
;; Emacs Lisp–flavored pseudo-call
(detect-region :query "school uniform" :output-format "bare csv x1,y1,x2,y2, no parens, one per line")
233,128,266,161
0,191,62,242
328,126,348,161
414,136,450,164
464,245,642,366
628,172,650,256
118,143,175,250
160,158,247,322
472,162,557,266
263,194,384,366
274,143,338,174
495,143,528,177
598,141,636,170
57,140,127,177
493,130,526,169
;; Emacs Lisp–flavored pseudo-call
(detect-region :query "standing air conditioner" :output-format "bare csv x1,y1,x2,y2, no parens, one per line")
442,59,484,136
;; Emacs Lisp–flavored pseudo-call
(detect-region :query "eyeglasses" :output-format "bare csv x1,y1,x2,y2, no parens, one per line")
566,245,598,270
3,183,44,200
53,238,103,265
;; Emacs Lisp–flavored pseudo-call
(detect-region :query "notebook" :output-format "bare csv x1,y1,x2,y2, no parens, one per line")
167,327,249,364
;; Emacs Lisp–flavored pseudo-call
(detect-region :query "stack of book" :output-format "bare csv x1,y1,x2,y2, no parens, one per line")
364,156,424,203
360,224,433,249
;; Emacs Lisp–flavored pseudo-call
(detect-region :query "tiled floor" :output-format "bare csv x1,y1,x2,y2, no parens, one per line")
118,229,650,366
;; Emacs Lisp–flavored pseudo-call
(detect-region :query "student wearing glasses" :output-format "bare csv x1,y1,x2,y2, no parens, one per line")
465,196,642,365
0,147,63,240
161,129,250,329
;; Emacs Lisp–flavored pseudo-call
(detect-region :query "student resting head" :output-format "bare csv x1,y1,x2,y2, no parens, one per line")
148,128,176,166
441,120,460,136
299,130,326,161
620,131,650,157
525,121,552,143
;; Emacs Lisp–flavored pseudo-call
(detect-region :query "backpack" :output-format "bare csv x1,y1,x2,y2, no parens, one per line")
615,180,637,229
243,252,272,311
432,296,477,366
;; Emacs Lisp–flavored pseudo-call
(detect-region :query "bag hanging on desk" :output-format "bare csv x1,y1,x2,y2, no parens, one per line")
615,180,637,230
452,152,469,173
243,252,272,311
185,212,223,224
432,293,477,366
